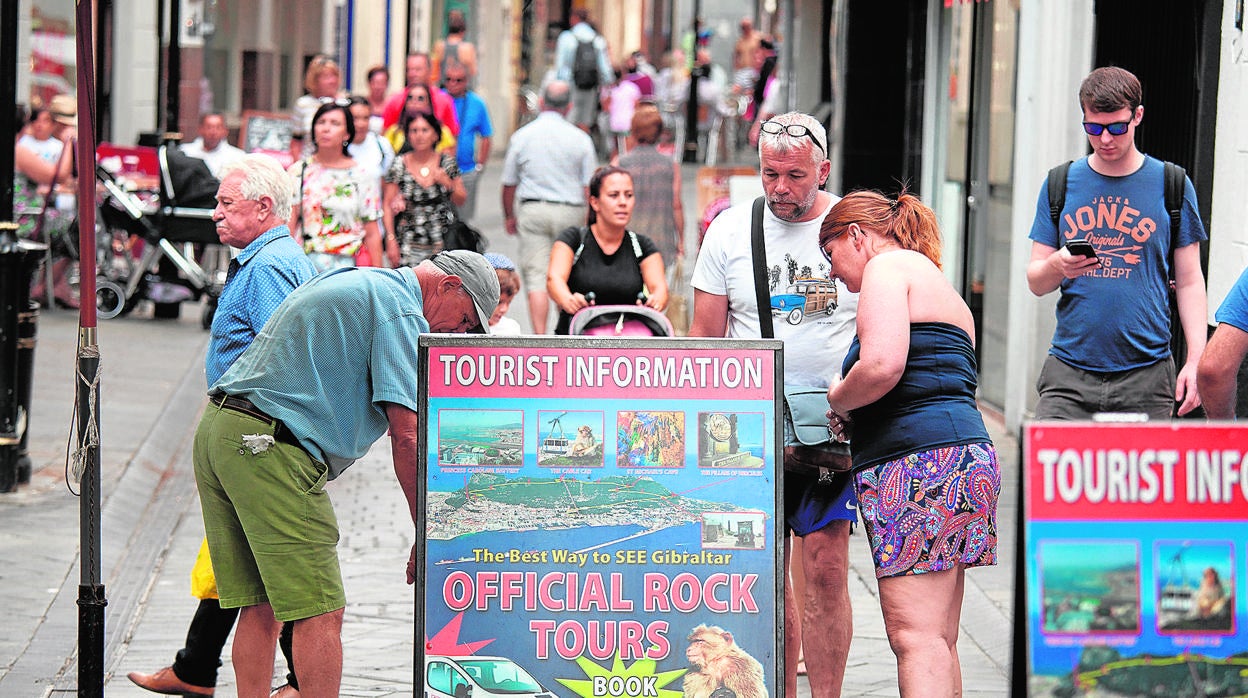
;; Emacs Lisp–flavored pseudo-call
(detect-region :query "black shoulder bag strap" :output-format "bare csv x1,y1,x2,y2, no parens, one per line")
749,196,774,339
298,159,308,243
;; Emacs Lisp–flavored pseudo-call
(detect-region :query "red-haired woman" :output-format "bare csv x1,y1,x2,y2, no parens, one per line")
819,190,1001,697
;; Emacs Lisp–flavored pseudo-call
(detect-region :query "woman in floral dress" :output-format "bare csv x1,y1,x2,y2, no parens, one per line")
288,100,383,272
382,110,466,267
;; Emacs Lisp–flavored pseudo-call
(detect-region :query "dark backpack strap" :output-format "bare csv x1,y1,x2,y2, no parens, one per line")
1046,160,1073,228
572,225,589,265
749,197,774,339
1163,161,1185,282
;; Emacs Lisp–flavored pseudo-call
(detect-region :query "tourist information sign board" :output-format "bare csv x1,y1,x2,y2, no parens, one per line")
1023,421,1248,696
417,336,784,697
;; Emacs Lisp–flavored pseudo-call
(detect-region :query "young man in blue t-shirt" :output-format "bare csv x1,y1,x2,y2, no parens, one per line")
1026,66,1208,420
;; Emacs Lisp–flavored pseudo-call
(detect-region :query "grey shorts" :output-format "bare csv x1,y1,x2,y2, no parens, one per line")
516,200,586,290
1035,354,1175,421
570,88,599,127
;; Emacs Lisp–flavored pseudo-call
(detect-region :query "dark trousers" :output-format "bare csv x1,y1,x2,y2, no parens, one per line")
171,599,239,687
169,598,298,689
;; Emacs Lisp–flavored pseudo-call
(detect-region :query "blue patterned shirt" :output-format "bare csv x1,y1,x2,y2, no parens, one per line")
206,225,316,385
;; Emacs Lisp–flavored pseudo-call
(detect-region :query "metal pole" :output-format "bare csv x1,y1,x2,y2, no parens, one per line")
75,0,106,693
682,4,701,164
166,0,182,135
0,0,21,493
0,0,16,219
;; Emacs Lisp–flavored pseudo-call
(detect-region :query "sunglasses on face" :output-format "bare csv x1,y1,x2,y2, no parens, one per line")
1082,121,1130,136
759,120,826,155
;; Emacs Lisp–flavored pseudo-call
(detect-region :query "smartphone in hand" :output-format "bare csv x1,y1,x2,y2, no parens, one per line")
1065,239,1098,259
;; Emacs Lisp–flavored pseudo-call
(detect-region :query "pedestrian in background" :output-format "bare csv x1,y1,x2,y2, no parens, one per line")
364,65,391,135
555,9,613,134
292,55,344,153
546,165,667,335
289,100,383,272
604,66,641,159
180,112,245,178
384,83,456,155
486,252,523,335
444,59,493,223
689,112,857,698
822,190,1001,697
196,251,498,698
16,97,78,308
431,9,478,85
347,96,398,264
1025,66,1207,420
383,110,465,267
500,80,597,334
381,53,459,137
127,153,315,698
617,105,684,266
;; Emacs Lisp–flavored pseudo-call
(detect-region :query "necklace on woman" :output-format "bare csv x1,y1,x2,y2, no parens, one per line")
409,152,435,179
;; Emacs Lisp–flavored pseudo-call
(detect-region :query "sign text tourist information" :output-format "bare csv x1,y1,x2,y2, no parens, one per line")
417,336,784,697
1023,421,1248,696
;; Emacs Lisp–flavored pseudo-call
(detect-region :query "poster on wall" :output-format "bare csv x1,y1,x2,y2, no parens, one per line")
416,336,784,697
1023,422,1248,697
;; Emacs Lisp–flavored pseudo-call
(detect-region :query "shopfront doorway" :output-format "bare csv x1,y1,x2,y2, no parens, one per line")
926,0,1018,409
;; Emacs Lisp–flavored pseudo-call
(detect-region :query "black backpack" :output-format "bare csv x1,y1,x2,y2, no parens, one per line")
1046,159,1185,280
572,37,600,90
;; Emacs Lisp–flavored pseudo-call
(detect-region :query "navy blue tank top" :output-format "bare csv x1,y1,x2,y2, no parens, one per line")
840,322,990,470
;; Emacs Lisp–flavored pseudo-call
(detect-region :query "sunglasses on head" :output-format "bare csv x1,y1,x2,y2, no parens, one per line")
319,97,352,107
759,120,826,155
1082,121,1130,136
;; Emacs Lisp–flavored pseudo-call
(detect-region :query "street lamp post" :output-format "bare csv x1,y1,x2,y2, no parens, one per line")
682,4,701,164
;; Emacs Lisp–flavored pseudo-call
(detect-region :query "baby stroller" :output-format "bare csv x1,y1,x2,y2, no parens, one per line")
569,293,675,337
93,143,226,326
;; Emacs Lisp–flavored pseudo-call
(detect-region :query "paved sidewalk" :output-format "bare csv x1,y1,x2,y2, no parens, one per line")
0,161,1017,696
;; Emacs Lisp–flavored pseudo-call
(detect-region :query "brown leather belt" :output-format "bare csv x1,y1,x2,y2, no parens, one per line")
209,392,302,448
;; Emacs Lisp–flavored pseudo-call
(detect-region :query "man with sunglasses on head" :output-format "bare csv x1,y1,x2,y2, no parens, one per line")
690,111,858,697
1026,66,1208,420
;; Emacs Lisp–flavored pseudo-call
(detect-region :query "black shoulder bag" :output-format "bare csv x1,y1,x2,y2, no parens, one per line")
748,197,851,474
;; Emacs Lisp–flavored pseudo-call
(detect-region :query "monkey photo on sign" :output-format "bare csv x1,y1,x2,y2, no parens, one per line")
682,624,768,698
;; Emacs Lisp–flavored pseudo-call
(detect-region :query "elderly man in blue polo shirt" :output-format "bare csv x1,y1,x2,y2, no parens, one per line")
500,80,598,334
129,153,315,698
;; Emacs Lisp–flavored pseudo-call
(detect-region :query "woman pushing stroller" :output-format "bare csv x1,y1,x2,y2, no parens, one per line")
546,165,668,335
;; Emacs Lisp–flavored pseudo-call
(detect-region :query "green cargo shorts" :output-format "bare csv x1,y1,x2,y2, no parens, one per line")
193,401,345,621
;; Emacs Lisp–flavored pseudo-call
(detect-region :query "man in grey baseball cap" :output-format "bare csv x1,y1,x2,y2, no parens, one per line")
429,249,501,334
194,256,497,696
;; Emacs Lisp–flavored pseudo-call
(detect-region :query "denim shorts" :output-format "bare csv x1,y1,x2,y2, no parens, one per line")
193,402,345,621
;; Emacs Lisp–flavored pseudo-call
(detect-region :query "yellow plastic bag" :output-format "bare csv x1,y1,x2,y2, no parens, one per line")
665,255,690,336
189,537,219,600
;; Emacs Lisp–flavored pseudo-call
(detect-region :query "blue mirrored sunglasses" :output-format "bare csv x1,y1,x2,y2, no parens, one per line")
1082,121,1130,137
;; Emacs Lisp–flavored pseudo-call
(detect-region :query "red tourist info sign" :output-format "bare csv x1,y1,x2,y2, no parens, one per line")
416,336,784,698
1023,421,1248,697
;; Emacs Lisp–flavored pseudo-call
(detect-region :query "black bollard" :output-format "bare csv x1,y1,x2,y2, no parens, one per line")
0,222,46,492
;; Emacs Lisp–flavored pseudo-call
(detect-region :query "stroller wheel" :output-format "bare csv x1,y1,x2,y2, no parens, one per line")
95,278,127,320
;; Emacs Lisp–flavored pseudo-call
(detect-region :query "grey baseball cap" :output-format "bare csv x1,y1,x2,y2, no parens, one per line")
430,250,500,334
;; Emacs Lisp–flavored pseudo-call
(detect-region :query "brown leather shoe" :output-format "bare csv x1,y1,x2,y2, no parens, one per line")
126,666,214,696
